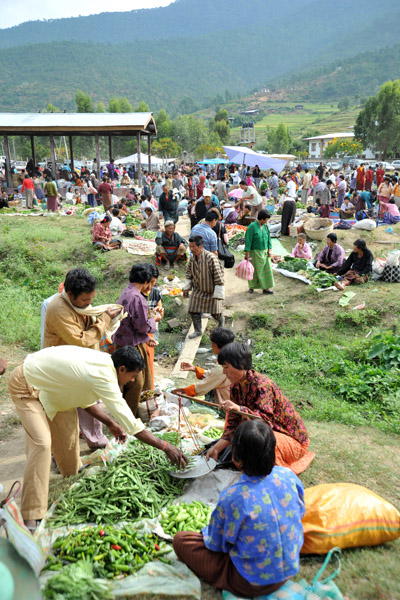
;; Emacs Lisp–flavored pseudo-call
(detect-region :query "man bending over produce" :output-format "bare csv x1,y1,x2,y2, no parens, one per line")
8,345,187,531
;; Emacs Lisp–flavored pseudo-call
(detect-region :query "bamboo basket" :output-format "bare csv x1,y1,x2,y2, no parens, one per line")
304,217,334,240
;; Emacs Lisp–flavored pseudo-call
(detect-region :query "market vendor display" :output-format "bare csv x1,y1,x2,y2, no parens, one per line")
174,420,305,597
172,327,234,404
206,342,315,475
7,345,187,530
334,239,373,290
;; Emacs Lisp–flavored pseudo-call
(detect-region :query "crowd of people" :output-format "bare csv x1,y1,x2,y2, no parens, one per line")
2,154,395,597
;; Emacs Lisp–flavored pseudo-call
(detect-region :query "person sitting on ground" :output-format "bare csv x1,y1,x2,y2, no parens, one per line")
339,196,355,219
315,232,345,272
92,215,122,252
334,238,373,290
207,342,315,474
221,201,238,224
237,204,253,226
172,328,235,404
190,210,219,255
383,198,400,222
120,172,131,186
155,220,188,270
141,206,161,232
109,207,123,236
0,191,9,209
291,232,312,259
173,419,305,598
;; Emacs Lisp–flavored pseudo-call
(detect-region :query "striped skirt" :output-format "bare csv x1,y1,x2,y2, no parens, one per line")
248,249,274,290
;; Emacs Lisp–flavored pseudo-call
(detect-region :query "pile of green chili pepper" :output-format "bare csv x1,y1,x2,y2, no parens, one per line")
44,525,172,578
161,501,212,535
205,427,223,440
47,441,185,528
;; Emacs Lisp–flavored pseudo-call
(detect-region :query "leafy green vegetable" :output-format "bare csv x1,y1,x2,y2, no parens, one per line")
277,258,308,272
43,560,112,600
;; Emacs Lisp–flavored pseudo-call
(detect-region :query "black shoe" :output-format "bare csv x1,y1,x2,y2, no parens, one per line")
248,289,254,294
263,290,274,294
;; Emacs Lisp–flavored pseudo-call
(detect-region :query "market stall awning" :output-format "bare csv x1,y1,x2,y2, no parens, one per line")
197,158,229,165
0,112,157,136
114,152,169,166
223,145,287,172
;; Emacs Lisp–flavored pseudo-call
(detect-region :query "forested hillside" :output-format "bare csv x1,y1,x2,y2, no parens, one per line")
268,44,400,102
0,0,398,113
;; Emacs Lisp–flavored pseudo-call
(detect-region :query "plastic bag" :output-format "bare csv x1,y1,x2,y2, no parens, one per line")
235,259,254,281
137,393,165,423
301,483,400,554
353,218,376,230
372,257,386,275
0,482,46,576
222,548,343,599
386,250,400,267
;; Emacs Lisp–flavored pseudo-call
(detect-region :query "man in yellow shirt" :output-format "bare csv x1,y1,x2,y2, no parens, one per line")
8,345,187,531
43,267,122,450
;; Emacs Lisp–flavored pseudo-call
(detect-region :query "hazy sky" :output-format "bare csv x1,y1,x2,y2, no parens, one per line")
0,0,173,29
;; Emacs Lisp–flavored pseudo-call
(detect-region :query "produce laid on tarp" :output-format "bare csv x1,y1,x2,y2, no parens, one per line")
44,525,172,577
274,257,338,291
160,501,212,536
47,441,185,528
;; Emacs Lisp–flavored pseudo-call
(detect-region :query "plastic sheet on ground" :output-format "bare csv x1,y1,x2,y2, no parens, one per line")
123,238,156,255
271,264,337,293
177,469,240,507
38,518,201,600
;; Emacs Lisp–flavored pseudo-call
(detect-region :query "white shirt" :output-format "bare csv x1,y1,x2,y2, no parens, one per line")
242,185,262,206
110,216,123,235
286,180,296,198
341,201,354,211
23,346,145,436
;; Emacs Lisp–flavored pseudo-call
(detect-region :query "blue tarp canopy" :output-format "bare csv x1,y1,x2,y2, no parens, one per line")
197,158,229,165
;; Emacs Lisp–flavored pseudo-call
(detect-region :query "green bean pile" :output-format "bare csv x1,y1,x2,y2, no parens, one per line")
45,525,172,579
47,441,185,528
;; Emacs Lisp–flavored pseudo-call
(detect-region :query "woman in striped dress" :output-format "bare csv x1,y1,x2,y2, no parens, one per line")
244,209,274,295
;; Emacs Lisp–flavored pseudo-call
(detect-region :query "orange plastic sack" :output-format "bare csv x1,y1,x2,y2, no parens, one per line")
301,483,400,554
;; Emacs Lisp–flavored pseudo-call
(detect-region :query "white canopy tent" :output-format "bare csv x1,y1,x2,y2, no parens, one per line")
113,152,176,167
223,145,287,173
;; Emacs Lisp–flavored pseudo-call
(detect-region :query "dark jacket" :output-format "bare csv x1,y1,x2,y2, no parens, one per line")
194,199,218,224
159,191,178,223
337,249,373,276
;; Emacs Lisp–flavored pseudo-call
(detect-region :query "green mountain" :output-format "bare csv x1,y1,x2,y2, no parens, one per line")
0,0,398,113
268,44,400,102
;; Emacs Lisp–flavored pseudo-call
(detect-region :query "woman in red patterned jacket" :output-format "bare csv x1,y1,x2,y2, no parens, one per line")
206,342,315,474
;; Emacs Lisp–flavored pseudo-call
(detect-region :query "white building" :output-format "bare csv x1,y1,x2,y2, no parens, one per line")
304,132,355,159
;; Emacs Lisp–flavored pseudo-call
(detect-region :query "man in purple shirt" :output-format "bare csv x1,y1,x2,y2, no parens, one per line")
314,232,345,272
113,264,158,415
107,159,116,181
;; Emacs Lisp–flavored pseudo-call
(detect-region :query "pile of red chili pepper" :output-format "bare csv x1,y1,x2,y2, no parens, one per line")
44,525,172,578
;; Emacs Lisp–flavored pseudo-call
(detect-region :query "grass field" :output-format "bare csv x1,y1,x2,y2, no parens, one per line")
0,212,400,599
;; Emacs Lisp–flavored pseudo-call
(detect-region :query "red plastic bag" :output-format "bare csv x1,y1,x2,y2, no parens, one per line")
235,259,254,281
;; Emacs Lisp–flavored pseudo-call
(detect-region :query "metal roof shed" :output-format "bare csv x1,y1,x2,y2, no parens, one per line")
0,112,157,184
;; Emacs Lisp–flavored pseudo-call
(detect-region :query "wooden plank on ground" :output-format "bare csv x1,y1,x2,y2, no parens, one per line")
171,317,209,379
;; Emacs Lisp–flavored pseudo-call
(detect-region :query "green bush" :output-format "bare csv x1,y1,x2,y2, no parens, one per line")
335,308,382,329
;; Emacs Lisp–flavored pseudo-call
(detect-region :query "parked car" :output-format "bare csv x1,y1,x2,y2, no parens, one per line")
326,161,342,170
391,159,400,170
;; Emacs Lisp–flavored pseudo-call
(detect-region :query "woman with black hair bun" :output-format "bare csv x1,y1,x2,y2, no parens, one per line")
92,215,122,252
206,342,315,475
